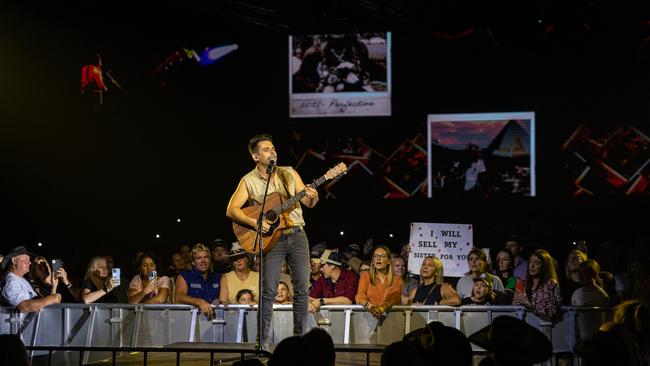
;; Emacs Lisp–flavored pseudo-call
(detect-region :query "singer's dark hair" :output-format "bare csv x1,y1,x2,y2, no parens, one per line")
248,134,273,155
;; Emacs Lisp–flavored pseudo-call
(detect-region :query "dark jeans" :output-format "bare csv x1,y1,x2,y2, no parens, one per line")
260,230,310,344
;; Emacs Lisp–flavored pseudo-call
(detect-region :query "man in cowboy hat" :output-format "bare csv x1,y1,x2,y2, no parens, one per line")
210,239,232,274
403,321,473,366
308,250,359,312
468,316,552,366
1,246,61,312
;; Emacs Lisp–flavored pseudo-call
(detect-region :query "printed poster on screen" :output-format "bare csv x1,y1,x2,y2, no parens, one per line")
407,222,473,277
289,33,392,118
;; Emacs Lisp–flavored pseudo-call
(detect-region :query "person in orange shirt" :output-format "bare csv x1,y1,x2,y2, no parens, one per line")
355,245,403,319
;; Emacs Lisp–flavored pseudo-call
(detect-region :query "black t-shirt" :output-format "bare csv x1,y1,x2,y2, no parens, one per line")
462,297,490,305
413,283,442,305
81,279,120,303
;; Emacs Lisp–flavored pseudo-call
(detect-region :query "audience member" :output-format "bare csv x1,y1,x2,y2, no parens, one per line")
403,321,473,366
505,235,527,280
469,316,552,366
462,277,493,305
29,256,79,303
577,324,632,366
343,243,362,274
309,250,358,312
359,260,370,274
175,243,221,319
561,249,588,305
1,246,61,312
179,244,192,268
211,239,232,274
492,248,519,304
309,249,323,289
456,249,504,299
275,280,293,304
355,245,403,319
103,255,128,302
167,253,187,278
571,259,610,307
599,270,619,305
409,256,461,305
127,253,170,304
219,243,259,304
607,299,650,364
81,256,120,304
252,254,260,273
302,327,336,366
0,334,30,366
432,257,444,285
493,248,518,291
268,335,307,366
513,249,562,320
392,255,419,305
236,288,255,304
381,340,424,366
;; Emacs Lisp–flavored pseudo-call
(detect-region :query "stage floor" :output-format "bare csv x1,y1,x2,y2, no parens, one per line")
84,342,383,366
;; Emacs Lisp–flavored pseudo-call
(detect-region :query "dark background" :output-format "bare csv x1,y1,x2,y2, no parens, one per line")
1,1,648,275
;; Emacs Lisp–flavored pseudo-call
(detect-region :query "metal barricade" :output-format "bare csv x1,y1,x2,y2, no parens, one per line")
1,303,611,365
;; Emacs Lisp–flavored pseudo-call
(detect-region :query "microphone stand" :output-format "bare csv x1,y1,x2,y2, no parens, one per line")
254,161,274,354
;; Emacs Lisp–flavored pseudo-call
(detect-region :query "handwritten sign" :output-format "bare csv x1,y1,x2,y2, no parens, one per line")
407,222,473,277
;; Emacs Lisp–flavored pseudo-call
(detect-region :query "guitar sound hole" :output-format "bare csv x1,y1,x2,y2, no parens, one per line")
265,211,278,223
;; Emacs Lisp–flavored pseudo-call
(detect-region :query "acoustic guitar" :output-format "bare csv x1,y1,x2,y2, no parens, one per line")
233,162,347,254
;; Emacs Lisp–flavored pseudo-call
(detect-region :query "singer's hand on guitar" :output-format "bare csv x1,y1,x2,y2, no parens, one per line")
256,219,271,233
304,185,318,201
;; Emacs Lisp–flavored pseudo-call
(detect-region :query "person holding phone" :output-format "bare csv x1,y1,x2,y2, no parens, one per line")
128,253,170,304
513,249,562,320
81,256,120,304
28,257,79,303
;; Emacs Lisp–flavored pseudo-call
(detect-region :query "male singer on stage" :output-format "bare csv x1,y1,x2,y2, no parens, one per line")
226,134,319,348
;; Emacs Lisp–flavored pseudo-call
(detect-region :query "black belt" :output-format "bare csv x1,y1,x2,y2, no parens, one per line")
281,226,304,235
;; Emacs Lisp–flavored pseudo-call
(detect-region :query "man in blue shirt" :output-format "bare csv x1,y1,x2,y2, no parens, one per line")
1,246,61,312
175,243,221,319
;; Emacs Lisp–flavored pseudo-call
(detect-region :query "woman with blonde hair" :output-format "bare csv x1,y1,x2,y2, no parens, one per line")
562,249,588,305
408,256,461,305
355,245,403,318
81,256,119,304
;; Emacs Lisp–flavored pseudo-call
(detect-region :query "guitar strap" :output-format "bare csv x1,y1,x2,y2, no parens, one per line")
276,167,299,227
276,167,292,200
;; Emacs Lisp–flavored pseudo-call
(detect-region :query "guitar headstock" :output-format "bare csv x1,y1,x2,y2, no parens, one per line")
325,162,347,180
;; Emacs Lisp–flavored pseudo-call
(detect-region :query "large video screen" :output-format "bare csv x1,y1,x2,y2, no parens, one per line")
561,124,649,196
289,32,391,118
427,112,536,197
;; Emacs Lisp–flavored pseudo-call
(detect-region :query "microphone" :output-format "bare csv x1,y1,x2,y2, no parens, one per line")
266,157,276,175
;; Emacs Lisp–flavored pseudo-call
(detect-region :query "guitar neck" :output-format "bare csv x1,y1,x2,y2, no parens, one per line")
276,175,328,213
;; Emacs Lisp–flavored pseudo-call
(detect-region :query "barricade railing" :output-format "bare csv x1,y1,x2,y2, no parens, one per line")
1,304,611,365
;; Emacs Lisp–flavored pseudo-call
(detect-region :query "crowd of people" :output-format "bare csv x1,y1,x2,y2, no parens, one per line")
2,233,650,364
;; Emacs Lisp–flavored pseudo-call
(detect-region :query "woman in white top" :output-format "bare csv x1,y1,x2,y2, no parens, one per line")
571,259,610,307
456,248,504,299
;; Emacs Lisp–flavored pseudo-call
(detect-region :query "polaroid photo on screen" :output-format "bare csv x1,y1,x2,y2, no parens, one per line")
427,112,536,197
289,32,392,118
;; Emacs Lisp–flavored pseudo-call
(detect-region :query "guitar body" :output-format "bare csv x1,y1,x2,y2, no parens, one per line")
234,192,293,254
231,162,347,255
